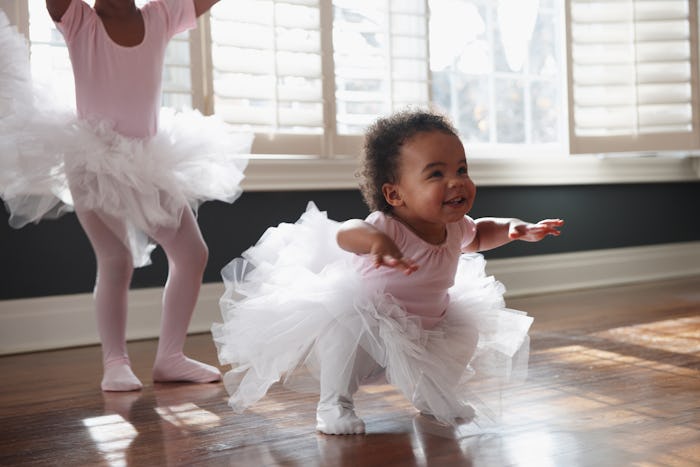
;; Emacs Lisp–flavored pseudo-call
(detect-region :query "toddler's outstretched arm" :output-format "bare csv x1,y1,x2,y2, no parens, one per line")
463,218,563,253
337,219,419,274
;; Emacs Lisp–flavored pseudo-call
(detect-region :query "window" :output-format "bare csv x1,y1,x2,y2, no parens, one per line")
429,0,564,153
566,0,700,154
209,0,431,156
3,0,699,188
209,0,566,157
26,2,75,109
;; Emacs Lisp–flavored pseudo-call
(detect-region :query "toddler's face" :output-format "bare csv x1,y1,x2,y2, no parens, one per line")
385,130,476,230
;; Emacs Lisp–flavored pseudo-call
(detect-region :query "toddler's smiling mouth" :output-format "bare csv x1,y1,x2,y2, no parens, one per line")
444,197,466,206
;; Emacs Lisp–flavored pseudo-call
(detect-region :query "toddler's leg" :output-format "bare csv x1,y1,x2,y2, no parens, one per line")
150,208,221,383
414,323,479,420
316,331,378,435
76,209,142,392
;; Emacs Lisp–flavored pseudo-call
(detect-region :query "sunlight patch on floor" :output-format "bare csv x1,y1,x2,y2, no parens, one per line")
503,431,558,467
155,402,221,429
538,344,699,377
593,316,700,355
82,414,137,467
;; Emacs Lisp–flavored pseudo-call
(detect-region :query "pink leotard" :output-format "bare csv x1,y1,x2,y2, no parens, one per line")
358,212,477,329
56,0,196,138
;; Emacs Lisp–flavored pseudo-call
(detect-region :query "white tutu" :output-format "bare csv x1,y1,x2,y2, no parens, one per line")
212,202,533,426
0,12,252,266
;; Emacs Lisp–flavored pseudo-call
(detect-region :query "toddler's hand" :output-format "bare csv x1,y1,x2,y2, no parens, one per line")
508,219,564,242
374,254,419,275
370,234,419,275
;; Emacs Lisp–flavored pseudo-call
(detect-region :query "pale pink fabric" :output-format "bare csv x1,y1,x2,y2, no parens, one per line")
76,205,221,389
56,0,196,138
55,1,221,390
358,212,477,329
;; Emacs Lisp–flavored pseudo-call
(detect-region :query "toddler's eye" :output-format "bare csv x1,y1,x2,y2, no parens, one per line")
429,170,443,178
458,166,468,175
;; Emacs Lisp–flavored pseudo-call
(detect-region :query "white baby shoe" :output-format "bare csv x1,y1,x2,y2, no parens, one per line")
316,401,365,435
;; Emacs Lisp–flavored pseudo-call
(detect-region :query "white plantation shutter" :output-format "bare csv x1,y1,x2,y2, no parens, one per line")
333,0,430,134
566,0,700,154
209,0,326,156
161,32,193,109
210,0,430,157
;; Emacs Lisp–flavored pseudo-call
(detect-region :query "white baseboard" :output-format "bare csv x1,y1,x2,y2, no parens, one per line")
1,241,699,355
484,241,700,297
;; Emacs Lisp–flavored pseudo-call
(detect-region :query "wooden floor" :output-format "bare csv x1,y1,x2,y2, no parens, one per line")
1,276,699,466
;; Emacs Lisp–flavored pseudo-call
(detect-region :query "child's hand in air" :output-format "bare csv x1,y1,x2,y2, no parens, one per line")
508,219,564,242
370,233,419,275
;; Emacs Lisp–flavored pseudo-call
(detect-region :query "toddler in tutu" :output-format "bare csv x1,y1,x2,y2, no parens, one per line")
0,1,251,391
213,110,563,434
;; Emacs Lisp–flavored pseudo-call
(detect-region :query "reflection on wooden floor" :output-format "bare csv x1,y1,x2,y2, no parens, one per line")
1,276,699,466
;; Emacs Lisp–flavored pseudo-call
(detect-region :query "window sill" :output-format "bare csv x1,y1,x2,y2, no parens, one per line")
240,154,700,191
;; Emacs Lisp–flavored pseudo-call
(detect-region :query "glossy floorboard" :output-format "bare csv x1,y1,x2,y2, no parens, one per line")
1,276,699,466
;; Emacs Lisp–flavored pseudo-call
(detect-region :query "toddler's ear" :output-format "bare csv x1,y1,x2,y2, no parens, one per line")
382,183,403,207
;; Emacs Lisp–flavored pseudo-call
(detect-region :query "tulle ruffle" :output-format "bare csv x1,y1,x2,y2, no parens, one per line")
0,11,252,266
212,202,533,426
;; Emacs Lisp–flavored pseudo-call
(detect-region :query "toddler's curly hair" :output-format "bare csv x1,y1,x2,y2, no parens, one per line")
359,109,459,212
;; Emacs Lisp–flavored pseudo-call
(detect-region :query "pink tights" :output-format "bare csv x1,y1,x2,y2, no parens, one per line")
76,208,221,391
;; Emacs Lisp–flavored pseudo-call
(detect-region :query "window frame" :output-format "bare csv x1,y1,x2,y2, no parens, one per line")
4,1,699,192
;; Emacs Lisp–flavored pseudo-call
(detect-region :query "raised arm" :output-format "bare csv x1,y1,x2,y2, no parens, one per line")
46,0,72,22
46,0,218,22
463,217,563,253
194,0,220,17
337,219,418,274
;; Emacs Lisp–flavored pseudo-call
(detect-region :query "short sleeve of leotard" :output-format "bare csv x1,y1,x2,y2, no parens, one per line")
55,0,90,40
365,211,407,248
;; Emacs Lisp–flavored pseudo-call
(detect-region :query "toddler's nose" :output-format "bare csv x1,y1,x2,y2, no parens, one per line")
447,176,464,188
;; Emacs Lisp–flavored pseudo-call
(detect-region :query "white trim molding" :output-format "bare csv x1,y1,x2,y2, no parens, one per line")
485,241,700,297
240,155,700,192
1,241,699,356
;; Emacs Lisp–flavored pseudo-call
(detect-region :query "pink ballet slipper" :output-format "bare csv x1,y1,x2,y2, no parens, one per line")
152,352,222,383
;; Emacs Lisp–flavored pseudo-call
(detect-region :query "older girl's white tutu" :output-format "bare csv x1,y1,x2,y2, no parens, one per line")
0,12,252,266
212,203,533,426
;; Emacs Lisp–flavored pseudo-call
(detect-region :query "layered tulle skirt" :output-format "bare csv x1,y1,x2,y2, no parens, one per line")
212,203,533,426
0,12,252,266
